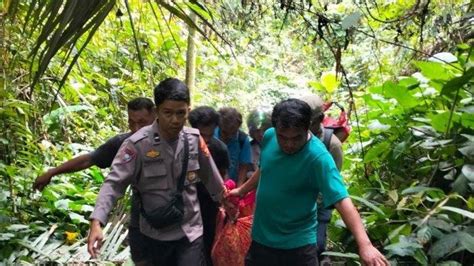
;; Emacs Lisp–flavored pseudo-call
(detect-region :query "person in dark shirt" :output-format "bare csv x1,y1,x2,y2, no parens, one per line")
33,97,155,191
189,106,230,266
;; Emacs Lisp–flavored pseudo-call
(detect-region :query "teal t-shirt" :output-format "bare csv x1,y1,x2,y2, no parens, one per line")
252,127,348,249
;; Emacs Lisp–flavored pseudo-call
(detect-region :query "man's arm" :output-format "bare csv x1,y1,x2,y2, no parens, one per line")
33,133,129,191
229,169,260,197
335,198,389,266
237,164,250,187
87,141,137,258
33,154,93,191
329,135,343,170
237,135,253,186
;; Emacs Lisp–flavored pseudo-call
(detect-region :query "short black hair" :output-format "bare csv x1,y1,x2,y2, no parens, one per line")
218,107,242,126
189,106,220,128
127,97,154,112
154,78,190,106
271,98,311,130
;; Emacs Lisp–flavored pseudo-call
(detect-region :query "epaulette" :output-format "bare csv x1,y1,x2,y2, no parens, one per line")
183,126,200,136
128,125,151,143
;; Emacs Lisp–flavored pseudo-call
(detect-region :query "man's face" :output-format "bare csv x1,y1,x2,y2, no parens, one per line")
219,121,240,143
250,129,264,143
198,125,216,143
275,125,308,154
128,109,155,133
309,112,323,136
156,100,190,140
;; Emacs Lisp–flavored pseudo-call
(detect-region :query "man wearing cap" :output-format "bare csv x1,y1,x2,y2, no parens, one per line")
299,94,344,262
246,109,272,178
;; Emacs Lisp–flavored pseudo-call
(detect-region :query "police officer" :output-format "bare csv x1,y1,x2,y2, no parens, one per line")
33,97,155,191
88,78,229,265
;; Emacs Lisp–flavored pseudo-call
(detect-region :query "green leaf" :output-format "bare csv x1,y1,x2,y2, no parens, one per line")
0,233,15,241
462,164,474,182
186,2,212,21
417,226,432,245
414,61,453,81
458,232,474,253
385,236,422,257
89,167,105,183
388,224,410,243
459,145,474,158
69,212,89,224
341,12,361,30
7,224,29,231
440,206,474,220
364,142,390,163
320,72,339,93
428,112,461,132
429,232,459,261
43,105,92,126
321,251,359,259
308,81,325,92
350,195,385,216
398,77,420,90
461,112,474,129
468,197,474,210
368,120,391,131
429,52,458,63
382,81,419,109
387,189,399,203
436,261,462,266
441,67,474,95
54,199,71,211
413,248,428,266
401,186,444,195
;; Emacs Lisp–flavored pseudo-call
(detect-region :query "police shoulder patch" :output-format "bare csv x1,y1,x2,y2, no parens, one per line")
199,136,211,158
118,145,136,164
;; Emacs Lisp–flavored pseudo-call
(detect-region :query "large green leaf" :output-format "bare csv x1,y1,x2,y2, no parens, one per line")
350,195,385,216
364,142,390,163
322,251,359,259
382,81,419,109
441,67,474,95
429,232,459,261
461,112,474,129
458,232,474,253
440,206,474,220
428,112,461,133
459,145,474,159
414,61,454,81
401,186,444,195
462,164,474,182
385,236,422,257
320,72,339,93
43,105,92,126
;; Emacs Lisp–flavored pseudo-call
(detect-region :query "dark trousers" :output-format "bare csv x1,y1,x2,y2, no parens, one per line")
316,207,333,257
197,183,219,266
128,227,205,266
245,241,319,266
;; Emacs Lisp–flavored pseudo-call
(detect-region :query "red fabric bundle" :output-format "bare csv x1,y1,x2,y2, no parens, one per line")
239,190,256,217
211,209,253,266
322,101,351,143
223,179,256,218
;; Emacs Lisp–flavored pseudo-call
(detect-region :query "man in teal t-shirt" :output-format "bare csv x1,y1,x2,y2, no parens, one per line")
230,99,388,266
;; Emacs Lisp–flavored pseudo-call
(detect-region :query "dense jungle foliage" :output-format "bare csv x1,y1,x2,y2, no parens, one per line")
1,0,473,265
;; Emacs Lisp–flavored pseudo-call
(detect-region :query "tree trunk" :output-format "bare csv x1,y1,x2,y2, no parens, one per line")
185,12,197,95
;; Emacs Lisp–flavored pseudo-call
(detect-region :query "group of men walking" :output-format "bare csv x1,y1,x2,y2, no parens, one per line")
34,77,389,266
